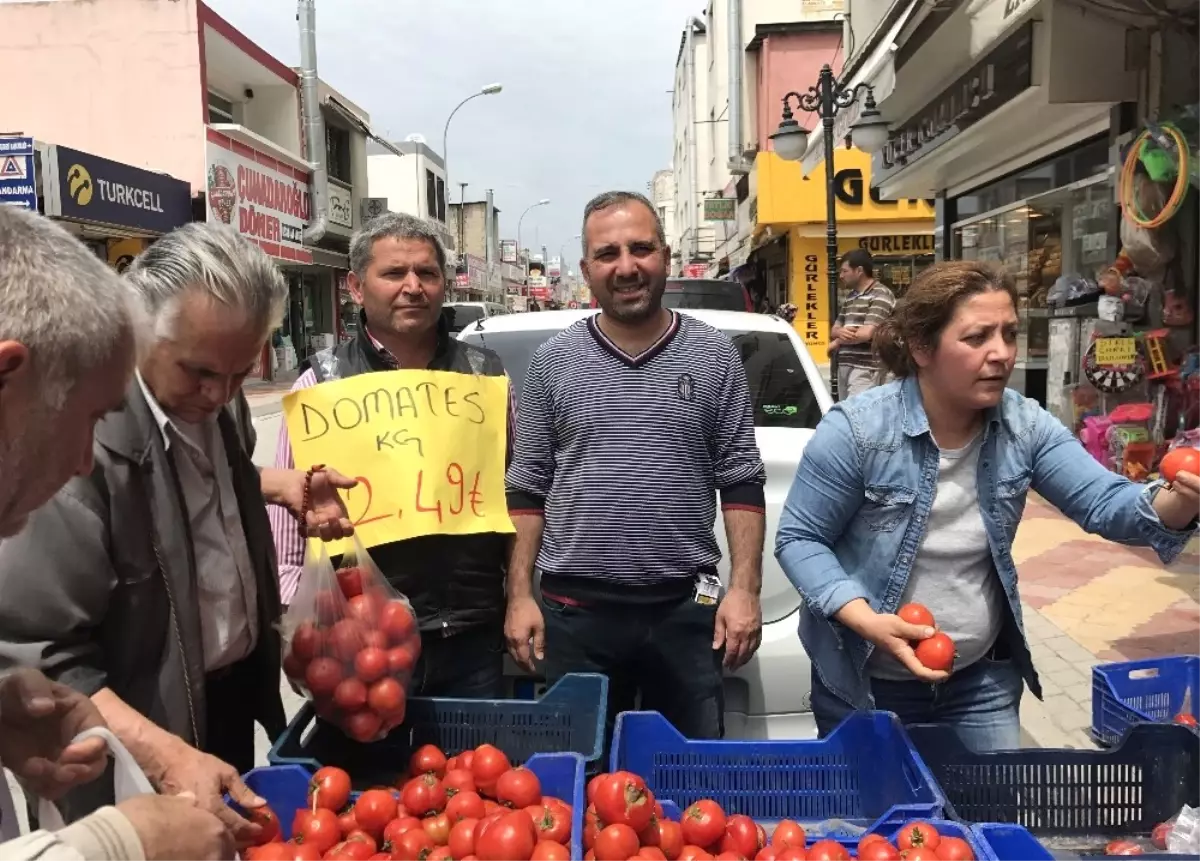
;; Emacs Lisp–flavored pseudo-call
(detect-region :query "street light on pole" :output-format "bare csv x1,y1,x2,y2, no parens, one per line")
517,199,551,255
769,65,889,402
441,82,503,244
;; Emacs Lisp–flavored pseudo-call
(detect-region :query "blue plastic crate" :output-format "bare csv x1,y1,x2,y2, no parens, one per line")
610,710,947,834
1092,655,1200,745
972,824,1052,861
907,722,1199,857
239,752,588,859
268,672,607,787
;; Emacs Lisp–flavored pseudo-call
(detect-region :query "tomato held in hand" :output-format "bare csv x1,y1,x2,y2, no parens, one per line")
291,622,324,662
309,766,353,812
897,603,936,628
344,710,383,742
353,788,399,839
245,804,281,845
914,633,956,673
680,799,726,849
315,589,340,625
387,644,418,676
337,566,365,599
334,677,368,712
304,657,343,699
367,677,405,715
897,822,941,852
934,836,975,860
379,600,418,644
353,647,389,684
1160,446,1200,484
328,619,368,662
496,767,543,809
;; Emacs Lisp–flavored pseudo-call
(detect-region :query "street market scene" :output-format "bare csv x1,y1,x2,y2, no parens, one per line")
0,0,1198,859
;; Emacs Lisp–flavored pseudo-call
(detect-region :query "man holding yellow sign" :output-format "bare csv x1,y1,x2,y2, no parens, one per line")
269,212,515,699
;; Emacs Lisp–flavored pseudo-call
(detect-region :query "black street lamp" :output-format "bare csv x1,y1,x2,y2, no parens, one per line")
770,64,890,401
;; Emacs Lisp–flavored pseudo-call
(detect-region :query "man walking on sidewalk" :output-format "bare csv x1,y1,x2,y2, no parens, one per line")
829,249,895,399
504,190,767,740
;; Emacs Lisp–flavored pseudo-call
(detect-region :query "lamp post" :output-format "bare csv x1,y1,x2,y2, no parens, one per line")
517,199,551,256
769,65,890,401
441,82,502,232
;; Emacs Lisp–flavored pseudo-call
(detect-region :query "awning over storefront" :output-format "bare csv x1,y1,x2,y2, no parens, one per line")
799,0,924,177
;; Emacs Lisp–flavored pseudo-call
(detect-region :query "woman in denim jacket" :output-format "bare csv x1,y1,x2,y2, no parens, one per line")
775,261,1199,752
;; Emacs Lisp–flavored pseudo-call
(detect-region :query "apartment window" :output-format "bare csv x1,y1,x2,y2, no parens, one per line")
426,169,446,222
709,108,716,163
326,124,352,184
207,91,235,124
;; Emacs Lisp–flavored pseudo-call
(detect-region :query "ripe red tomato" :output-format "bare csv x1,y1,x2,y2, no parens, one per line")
897,602,936,628
1152,821,1172,849
806,839,849,861
383,818,423,847
713,853,741,861
497,767,543,809
367,677,405,715
529,801,571,845
679,846,715,861
410,743,449,777
291,622,324,661
333,677,368,712
423,813,452,846
293,807,340,855
352,647,388,684
281,652,307,681
594,824,640,861
336,806,357,837
427,847,454,861
287,841,324,861
325,837,371,860
637,848,669,861
444,767,477,796
1174,712,1198,727
337,566,365,599
352,789,398,839
754,848,778,861
471,743,512,796
593,772,655,832
401,772,448,816
362,629,388,650
934,836,975,860
773,850,805,861
315,589,340,624
654,819,685,860
246,843,293,861
386,645,418,677
346,831,378,853
531,841,571,861
347,593,383,627
1104,840,1144,856
858,836,900,860
905,849,941,861
391,828,436,861
1160,446,1200,483
328,619,367,662
722,814,763,857
449,818,480,859
245,804,281,845
475,810,537,861
304,657,343,698
680,800,726,849
914,633,956,673
344,710,382,742
379,600,418,644
770,820,805,849
447,790,488,822
897,822,941,852
309,766,353,812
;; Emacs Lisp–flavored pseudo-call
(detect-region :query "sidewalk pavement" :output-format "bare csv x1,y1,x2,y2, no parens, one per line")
244,380,292,417
1014,495,1199,748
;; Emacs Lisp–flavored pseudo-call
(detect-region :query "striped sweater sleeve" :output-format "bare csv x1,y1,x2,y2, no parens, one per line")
714,339,767,512
505,353,554,515
267,368,319,605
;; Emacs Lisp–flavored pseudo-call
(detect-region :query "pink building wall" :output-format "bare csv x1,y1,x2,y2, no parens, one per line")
0,0,207,190
755,31,844,152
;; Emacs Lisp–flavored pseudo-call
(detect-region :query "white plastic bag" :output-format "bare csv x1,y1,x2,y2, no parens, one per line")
0,726,155,839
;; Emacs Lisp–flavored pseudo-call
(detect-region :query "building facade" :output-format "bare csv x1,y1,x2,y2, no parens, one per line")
650,169,679,253
365,138,455,254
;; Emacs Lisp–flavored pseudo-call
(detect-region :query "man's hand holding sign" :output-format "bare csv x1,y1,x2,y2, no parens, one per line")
283,368,515,554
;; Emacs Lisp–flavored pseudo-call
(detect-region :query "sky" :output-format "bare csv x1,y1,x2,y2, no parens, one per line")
206,0,702,268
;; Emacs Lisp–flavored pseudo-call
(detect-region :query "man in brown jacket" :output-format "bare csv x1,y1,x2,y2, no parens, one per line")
0,207,232,859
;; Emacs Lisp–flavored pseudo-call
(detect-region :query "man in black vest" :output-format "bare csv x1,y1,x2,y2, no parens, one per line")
268,212,512,698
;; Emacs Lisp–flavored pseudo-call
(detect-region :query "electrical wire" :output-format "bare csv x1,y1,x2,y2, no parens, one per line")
1120,122,1192,229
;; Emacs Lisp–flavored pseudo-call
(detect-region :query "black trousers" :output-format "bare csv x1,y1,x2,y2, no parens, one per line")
410,624,506,699
205,657,260,774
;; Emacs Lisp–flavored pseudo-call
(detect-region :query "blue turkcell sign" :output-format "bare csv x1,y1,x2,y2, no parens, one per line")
0,137,37,211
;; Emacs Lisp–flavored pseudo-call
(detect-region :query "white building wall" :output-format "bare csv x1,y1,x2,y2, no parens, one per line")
651,169,678,252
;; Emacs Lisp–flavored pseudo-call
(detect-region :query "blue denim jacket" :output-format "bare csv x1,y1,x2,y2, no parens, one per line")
775,376,1195,710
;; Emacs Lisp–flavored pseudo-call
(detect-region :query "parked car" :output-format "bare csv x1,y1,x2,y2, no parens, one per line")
445,301,508,334
459,309,833,739
589,279,754,312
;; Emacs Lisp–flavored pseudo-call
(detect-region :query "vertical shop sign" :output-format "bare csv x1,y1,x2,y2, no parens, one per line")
791,237,830,365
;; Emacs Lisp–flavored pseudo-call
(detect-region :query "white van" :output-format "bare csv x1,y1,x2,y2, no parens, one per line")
445,301,507,334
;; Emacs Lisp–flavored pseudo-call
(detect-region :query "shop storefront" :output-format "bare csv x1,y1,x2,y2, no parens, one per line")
38,142,192,268
205,128,342,381
756,146,935,365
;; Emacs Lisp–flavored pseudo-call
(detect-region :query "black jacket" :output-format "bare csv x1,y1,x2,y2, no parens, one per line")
311,312,508,636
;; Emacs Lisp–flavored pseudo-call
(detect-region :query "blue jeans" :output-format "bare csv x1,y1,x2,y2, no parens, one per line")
811,655,1024,752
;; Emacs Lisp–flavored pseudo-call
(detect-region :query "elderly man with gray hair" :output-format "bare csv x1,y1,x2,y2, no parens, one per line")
0,207,240,860
0,221,352,849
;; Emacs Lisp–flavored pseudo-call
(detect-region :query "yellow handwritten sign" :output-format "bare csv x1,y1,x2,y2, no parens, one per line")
1095,337,1137,367
283,369,514,554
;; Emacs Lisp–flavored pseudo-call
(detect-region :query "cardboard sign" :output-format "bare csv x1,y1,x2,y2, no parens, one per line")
1095,337,1137,367
283,369,513,555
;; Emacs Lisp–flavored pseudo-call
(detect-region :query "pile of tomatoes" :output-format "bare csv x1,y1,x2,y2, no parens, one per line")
282,564,422,742
242,742,575,861
582,771,974,861
895,604,956,674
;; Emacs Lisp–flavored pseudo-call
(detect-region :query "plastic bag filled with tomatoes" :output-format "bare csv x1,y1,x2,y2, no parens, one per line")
281,536,421,743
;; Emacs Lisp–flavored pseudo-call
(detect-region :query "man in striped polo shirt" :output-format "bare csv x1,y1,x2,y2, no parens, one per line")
505,191,767,739
829,249,895,398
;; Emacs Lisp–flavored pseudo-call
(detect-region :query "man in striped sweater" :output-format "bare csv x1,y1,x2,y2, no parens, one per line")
504,191,766,739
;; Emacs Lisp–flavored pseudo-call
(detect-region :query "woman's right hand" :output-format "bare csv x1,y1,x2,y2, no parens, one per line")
835,599,951,683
